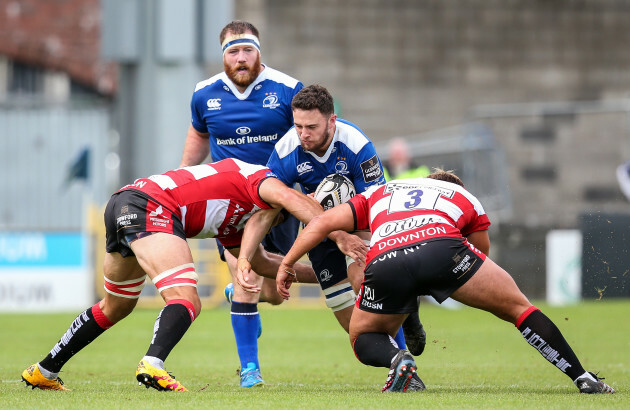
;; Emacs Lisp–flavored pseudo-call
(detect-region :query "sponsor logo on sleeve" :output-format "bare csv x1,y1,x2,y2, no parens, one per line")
360,155,383,183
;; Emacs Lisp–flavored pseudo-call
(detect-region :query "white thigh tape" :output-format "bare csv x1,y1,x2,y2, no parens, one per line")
324,282,356,312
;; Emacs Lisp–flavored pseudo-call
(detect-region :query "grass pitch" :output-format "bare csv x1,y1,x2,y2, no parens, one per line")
0,299,627,409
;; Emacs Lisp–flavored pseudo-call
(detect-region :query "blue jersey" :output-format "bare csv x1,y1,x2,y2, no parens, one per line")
266,119,386,194
190,66,303,165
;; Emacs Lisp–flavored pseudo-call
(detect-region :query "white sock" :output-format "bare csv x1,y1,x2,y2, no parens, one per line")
573,371,595,385
37,363,59,380
142,356,164,370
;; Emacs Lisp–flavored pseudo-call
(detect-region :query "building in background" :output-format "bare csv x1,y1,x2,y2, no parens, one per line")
2,0,630,300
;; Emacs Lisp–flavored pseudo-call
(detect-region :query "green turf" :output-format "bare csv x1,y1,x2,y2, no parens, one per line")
0,300,627,408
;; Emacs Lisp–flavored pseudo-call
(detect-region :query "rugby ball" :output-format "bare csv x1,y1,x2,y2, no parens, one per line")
313,174,356,210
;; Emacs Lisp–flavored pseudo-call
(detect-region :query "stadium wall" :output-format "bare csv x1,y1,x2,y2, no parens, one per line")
3,0,630,301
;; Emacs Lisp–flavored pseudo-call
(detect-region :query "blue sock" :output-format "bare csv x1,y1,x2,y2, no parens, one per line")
231,302,260,370
393,326,407,349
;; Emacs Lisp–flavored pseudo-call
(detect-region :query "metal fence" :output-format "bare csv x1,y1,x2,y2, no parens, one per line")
0,103,110,230
0,103,325,309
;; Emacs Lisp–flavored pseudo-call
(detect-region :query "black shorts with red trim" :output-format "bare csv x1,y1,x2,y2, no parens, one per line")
104,190,185,257
356,237,485,314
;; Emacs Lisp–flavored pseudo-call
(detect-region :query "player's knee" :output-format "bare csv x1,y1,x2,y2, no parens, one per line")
188,296,202,317
166,297,201,322
260,278,284,305
352,332,397,368
232,283,262,304
99,297,136,323
324,282,356,312
260,293,284,305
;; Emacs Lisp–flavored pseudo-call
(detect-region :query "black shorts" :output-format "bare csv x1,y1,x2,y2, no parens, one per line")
216,213,300,260
357,238,485,314
104,190,185,257
308,238,348,290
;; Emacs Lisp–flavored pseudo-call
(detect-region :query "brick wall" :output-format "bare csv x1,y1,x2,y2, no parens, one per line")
263,0,630,138
0,0,116,95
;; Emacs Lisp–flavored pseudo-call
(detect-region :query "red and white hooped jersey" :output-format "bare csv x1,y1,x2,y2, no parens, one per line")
348,178,491,266
118,158,274,245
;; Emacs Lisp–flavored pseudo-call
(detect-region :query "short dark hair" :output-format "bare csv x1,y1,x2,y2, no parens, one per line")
219,21,260,44
427,168,465,187
291,84,335,116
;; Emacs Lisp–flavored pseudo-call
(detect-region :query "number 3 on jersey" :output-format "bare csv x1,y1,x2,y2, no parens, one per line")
389,188,441,213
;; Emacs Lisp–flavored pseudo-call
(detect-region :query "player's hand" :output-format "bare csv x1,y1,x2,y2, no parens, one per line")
306,192,322,205
276,262,297,299
237,258,261,293
334,232,367,266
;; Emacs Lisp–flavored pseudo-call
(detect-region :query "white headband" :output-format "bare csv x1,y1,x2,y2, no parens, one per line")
221,34,261,55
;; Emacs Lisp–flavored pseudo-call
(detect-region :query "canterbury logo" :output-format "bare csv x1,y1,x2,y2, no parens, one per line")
297,162,313,174
206,98,221,110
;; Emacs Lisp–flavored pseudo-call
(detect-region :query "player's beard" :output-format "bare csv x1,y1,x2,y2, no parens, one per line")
301,128,332,155
224,53,262,89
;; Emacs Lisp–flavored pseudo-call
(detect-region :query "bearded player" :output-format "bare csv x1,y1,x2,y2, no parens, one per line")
261,84,426,390
179,20,304,388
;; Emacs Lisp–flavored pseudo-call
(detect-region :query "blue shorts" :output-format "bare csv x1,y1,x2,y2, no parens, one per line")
307,239,348,290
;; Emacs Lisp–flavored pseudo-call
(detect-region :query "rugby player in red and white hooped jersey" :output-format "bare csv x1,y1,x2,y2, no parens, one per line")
21,158,364,392
353,175,491,265
277,170,615,394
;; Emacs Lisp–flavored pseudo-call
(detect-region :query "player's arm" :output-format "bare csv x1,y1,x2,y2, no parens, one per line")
258,177,323,225
466,230,490,255
259,177,367,260
231,243,318,293
237,207,282,277
180,125,210,167
235,207,318,293
277,204,355,299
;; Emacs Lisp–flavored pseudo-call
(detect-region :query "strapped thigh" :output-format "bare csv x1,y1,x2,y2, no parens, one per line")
152,263,198,294
104,275,147,299
324,281,356,312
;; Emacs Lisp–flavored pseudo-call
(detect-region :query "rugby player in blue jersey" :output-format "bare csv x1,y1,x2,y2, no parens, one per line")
259,85,424,389
179,21,304,388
